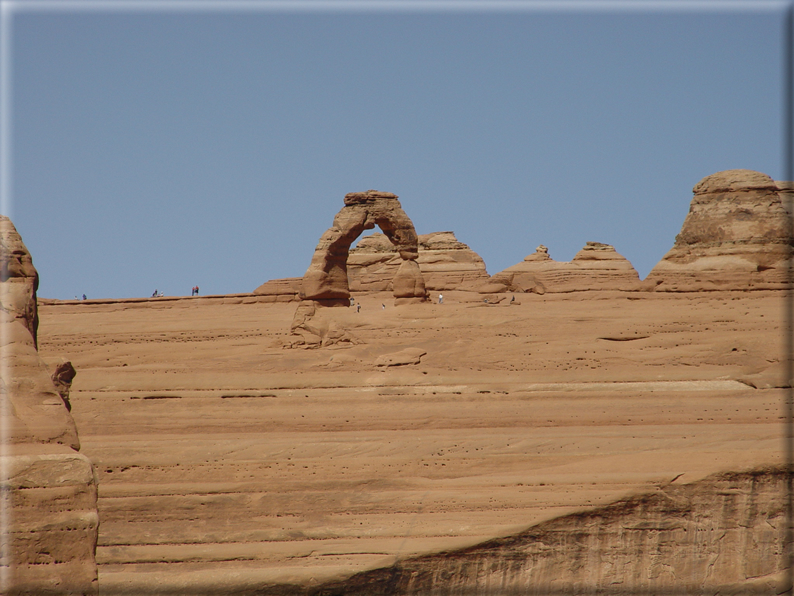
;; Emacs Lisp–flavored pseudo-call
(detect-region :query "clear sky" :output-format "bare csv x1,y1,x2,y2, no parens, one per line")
3,0,790,299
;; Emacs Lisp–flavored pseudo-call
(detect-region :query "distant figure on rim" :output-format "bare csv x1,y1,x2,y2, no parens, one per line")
438,294,443,305
82,294,86,301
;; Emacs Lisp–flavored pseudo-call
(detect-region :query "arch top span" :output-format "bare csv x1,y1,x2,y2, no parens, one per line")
300,190,428,305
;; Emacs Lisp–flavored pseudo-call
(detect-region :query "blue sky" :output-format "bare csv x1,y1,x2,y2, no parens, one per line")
4,1,789,299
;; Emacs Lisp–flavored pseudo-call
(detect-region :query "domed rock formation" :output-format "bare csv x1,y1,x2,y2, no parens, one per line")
300,190,428,306
486,242,640,294
644,170,792,291
347,231,490,292
0,215,98,595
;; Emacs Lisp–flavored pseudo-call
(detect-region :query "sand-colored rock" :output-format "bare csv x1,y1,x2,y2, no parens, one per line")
321,468,785,595
488,241,640,293
347,231,489,292
252,276,302,302
0,216,98,595
374,347,427,367
300,190,428,305
0,216,80,449
1,215,40,346
645,170,792,291
35,286,785,594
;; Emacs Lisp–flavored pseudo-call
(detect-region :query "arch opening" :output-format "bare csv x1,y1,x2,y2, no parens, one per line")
300,190,428,306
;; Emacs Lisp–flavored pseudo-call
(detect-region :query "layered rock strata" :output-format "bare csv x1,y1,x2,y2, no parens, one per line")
300,191,428,306
317,467,785,595
252,276,302,302
485,242,640,294
0,216,98,595
347,231,489,292
645,170,792,291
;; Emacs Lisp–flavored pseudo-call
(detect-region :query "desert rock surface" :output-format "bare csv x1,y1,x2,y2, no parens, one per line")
300,190,427,306
487,242,640,294
1,215,98,595
347,231,489,293
36,285,786,594
645,169,791,291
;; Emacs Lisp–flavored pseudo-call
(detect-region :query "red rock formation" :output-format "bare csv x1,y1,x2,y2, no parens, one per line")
0,216,98,595
300,191,428,306
644,169,792,291
487,242,640,294
347,231,489,292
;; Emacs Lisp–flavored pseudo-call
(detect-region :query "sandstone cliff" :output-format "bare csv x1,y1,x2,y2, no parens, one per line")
0,216,98,595
485,242,640,294
315,467,785,595
644,170,791,291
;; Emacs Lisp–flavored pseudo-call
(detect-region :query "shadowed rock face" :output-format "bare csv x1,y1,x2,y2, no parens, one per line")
314,468,785,595
645,169,792,291
486,242,640,294
0,215,98,595
300,191,428,305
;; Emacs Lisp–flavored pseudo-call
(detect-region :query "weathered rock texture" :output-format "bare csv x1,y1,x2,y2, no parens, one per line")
252,277,302,302
486,242,640,294
645,170,792,291
347,231,489,292
300,191,428,306
316,467,784,595
0,216,98,595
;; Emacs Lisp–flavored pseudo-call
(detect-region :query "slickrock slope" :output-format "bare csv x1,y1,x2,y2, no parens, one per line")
486,242,640,294
36,287,785,595
645,169,792,291
301,191,427,306
319,467,784,595
347,232,489,293
1,216,98,595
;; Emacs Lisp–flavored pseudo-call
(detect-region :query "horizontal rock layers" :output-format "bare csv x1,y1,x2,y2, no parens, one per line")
486,242,640,294
347,231,490,292
645,170,792,291
300,190,428,306
0,215,98,595
252,276,302,302
317,467,785,595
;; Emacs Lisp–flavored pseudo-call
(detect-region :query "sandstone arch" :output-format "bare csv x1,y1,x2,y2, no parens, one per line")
300,190,428,305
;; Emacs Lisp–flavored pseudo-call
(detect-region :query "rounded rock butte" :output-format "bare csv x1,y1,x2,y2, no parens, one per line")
299,190,429,306
644,169,793,291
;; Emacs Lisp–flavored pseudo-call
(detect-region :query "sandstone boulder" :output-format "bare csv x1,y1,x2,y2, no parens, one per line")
0,216,98,595
487,242,639,293
300,190,427,305
644,170,792,291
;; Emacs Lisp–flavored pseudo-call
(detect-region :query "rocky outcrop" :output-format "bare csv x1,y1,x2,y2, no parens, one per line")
486,242,640,294
300,191,428,306
314,467,785,595
0,216,98,595
347,231,489,292
252,276,302,302
644,170,792,291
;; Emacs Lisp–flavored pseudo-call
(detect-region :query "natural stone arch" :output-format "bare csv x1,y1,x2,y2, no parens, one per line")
300,190,428,306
